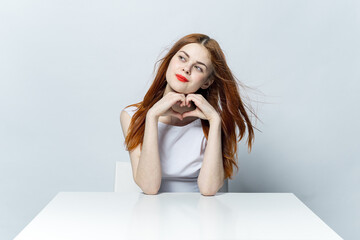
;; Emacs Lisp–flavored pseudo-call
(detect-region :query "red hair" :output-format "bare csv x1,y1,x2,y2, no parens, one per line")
124,33,256,180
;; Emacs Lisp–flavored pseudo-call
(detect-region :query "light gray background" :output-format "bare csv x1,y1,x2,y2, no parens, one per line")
1,0,359,239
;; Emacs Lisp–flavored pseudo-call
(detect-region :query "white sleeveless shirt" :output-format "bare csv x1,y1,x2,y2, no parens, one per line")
123,106,207,192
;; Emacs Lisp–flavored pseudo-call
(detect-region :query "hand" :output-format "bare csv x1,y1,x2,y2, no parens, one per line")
148,92,187,120
182,94,221,124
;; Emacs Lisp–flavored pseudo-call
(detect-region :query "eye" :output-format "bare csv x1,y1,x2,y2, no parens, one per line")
178,55,185,61
195,66,203,72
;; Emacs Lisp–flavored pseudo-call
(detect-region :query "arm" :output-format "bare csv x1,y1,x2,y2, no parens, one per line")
135,111,162,194
120,110,162,195
197,117,225,196
181,94,225,196
120,93,186,195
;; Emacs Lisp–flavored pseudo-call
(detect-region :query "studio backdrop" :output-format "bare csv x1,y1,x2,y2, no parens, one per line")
0,1,359,239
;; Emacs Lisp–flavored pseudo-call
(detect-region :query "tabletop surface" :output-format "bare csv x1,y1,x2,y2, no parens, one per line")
14,192,343,240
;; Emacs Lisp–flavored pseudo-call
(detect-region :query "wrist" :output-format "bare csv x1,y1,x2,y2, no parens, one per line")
146,109,159,121
209,115,221,126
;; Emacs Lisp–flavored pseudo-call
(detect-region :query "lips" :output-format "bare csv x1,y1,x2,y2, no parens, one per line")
176,74,188,82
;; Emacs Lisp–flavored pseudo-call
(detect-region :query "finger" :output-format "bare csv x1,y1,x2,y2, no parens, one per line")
185,95,191,107
181,94,186,107
172,94,186,107
185,94,193,106
173,94,185,107
182,109,206,119
180,100,185,107
182,110,198,119
186,95,202,109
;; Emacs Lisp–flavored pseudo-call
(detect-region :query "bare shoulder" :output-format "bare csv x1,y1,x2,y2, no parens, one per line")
120,109,132,138
120,109,131,122
119,108,142,184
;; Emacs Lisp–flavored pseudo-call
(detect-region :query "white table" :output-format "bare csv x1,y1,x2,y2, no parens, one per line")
14,192,343,240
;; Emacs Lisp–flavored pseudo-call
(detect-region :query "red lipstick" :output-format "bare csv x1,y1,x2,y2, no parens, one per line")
176,74,188,82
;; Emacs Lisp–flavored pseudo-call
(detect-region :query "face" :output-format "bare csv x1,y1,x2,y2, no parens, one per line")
165,43,213,95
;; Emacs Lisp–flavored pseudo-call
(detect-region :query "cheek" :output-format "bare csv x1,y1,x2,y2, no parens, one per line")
195,75,207,84
172,60,181,70
166,60,176,75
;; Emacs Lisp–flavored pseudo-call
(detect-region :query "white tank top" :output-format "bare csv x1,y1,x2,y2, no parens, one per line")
123,106,207,192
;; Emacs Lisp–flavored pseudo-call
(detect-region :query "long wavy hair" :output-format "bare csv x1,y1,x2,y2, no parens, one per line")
124,33,256,180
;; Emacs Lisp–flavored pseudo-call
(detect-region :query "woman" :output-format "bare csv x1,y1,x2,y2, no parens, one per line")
120,33,255,196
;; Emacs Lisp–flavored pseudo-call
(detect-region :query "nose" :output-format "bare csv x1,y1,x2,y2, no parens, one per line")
183,64,191,75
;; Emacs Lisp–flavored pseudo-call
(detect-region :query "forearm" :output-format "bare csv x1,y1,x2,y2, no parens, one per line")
197,119,225,196
136,112,162,194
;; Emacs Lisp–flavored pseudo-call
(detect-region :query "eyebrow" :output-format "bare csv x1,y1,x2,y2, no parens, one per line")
179,51,208,70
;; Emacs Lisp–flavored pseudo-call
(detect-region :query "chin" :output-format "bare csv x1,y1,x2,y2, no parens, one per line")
169,84,185,94
173,89,192,95
167,81,196,95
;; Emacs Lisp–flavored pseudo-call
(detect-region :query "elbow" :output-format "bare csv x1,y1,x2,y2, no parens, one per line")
198,182,220,196
142,188,159,195
199,186,218,196
200,190,217,196
136,179,160,195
